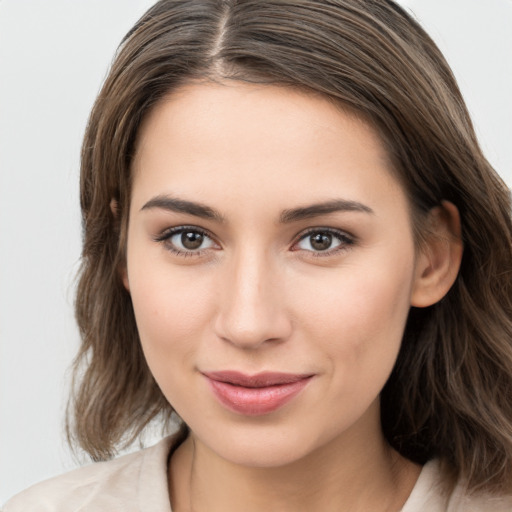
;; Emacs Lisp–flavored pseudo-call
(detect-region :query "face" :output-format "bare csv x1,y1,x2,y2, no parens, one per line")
125,82,422,467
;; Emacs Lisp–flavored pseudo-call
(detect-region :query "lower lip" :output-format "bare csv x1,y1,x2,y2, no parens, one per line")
205,376,312,416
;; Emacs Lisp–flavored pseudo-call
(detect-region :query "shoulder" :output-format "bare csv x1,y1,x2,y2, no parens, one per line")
2,436,174,512
403,459,512,512
447,480,512,512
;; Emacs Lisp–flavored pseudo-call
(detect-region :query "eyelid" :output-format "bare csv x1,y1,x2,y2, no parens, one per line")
154,225,220,256
291,227,355,255
153,224,355,258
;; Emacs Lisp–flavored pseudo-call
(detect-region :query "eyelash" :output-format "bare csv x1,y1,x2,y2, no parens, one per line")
293,227,355,257
154,226,355,258
154,226,217,257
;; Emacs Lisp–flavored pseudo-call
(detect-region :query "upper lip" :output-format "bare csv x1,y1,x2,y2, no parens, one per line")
202,371,313,388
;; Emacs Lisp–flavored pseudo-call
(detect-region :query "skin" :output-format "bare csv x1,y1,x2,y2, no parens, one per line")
124,82,462,511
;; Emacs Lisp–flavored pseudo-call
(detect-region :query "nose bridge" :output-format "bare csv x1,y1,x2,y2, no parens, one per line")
215,243,290,348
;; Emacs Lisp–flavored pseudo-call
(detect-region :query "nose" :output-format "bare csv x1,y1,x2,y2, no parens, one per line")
214,248,292,349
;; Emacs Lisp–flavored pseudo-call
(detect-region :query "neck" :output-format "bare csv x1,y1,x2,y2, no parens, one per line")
169,410,421,512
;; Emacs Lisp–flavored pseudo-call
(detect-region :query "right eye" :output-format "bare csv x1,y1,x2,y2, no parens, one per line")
155,226,218,256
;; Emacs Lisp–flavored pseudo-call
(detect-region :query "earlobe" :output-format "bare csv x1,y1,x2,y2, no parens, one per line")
410,201,463,308
121,265,130,292
110,198,119,217
110,198,131,292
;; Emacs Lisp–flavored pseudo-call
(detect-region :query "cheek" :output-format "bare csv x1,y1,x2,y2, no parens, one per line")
291,251,415,382
127,257,216,387
132,279,210,343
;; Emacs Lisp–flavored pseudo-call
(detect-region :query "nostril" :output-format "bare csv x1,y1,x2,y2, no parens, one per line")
214,306,292,349
214,258,292,347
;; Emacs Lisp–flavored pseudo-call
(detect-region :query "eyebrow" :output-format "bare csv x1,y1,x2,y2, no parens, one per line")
141,195,373,223
279,199,374,223
141,195,225,223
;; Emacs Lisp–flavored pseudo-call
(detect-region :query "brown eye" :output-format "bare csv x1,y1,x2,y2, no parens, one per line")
295,229,353,254
310,233,333,251
157,226,216,255
181,231,204,250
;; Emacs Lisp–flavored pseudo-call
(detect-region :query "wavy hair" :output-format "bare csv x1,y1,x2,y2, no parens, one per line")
68,0,512,493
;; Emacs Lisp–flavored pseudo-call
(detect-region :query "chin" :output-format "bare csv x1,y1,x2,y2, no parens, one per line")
215,438,311,468
193,418,333,469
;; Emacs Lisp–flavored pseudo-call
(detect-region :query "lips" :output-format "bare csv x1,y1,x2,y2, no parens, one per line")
203,371,313,416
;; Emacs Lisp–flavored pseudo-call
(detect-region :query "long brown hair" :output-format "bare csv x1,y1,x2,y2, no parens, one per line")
68,0,512,493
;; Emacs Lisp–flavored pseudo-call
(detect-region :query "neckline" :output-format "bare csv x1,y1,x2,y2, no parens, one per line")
400,459,445,511
142,437,443,512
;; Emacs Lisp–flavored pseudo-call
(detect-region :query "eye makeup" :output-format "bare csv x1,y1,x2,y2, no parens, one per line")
154,224,356,260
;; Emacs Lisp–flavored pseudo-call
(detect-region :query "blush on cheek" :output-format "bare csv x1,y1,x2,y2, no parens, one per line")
131,261,215,327
311,272,411,369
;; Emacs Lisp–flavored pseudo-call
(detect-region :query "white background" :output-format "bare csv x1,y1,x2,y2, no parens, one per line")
1,0,511,503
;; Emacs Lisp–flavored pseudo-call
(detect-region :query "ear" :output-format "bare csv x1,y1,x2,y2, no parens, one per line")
120,260,130,292
110,198,130,292
410,201,463,308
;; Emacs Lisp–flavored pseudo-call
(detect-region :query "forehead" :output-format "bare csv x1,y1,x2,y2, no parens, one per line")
130,82,406,217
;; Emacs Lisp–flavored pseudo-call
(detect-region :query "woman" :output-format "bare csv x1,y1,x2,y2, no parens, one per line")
4,0,512,510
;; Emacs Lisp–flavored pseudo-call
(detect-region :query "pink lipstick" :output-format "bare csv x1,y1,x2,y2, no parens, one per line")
203,371,313,415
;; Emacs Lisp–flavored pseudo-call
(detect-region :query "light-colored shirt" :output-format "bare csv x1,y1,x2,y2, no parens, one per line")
3,436,512,511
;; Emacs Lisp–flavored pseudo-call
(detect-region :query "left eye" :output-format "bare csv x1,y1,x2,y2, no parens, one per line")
295,230,351,252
